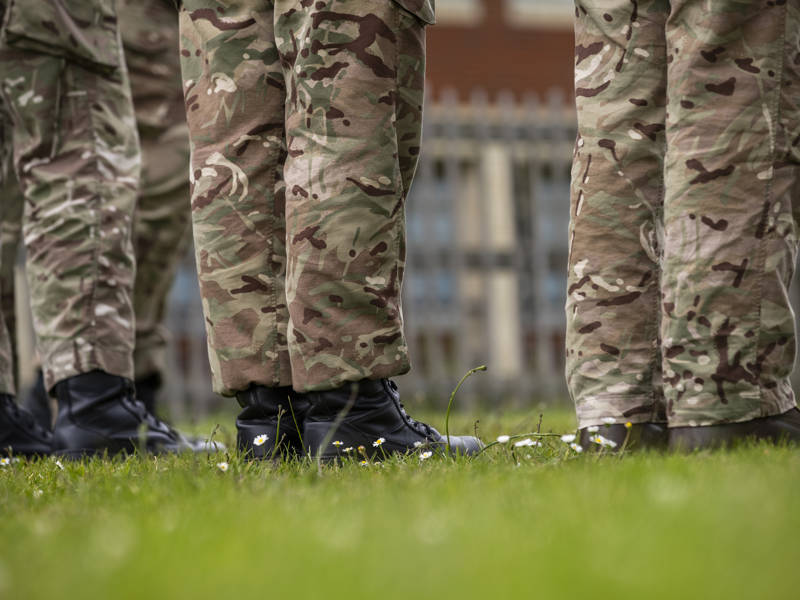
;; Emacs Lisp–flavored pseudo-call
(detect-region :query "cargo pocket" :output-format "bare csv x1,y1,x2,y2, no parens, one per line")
1,0,121,73
391,0,435,25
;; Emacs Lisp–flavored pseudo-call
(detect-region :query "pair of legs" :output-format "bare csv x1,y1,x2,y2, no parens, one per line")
566,0,800,448
1,0,194,419
179,0,479,458
0,0,197,457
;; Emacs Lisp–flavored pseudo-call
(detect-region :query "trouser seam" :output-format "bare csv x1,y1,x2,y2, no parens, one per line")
752,3,787,403
83,64,102,376
267,148,280,386
391,4,404,344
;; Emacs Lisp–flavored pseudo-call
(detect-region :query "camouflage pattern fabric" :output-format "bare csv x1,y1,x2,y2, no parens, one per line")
179,0,429,395
0,0,192,387
566,0,800,428
0,120,21,395
0,0,140,393
119,0,192,381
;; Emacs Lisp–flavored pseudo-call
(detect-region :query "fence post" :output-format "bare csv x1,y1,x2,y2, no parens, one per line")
479,115,523,387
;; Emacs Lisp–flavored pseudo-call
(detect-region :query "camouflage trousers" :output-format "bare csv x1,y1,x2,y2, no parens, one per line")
179,0,432,395
0,0,140,394
0,0,191,390
121,0,193,381
566,0,800,428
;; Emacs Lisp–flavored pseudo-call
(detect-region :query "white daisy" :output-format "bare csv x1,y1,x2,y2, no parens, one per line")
413,441,423,448
343,447,354,453
591,435,617,449
332,440,343,447
560,434,576,443
32,489,43,498
216,461,229,472
496,435,510,443
372,437,385,447
359,460,369,466
586,425,599,433
0,457,10,467
54,460,64,470
570,443,584,453
601,417,616,425
253,434,269,447
419,451,433,460
514,438,541,448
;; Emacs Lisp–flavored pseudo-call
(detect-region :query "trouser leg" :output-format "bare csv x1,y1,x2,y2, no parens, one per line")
276,0,426,392
661,0,800,426
131,184,192,380
180,0,293,396
0,20,139,392
0,118,20,396
120,0,192,382
566,0,669,428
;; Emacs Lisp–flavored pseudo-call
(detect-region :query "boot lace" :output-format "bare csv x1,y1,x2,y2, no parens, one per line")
121,386,176,438
387,380,434,438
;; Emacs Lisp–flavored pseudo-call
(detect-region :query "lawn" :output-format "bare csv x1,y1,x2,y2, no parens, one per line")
1,408,798,600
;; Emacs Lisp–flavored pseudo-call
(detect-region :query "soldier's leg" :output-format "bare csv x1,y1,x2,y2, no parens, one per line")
0,35,52,455
0,56,138,391
0,180,51,455
274,1,480,459
0,125,21,396
131,183,192,396
0,2,202,456
6,1,194,427
276,0,429,392
180,0,292,397
0,151,55,435
119,0,193,398
661,0,800,432
566,0,670,441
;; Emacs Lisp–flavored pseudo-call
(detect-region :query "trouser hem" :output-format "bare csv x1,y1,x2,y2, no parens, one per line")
668,385,797,428
576,394,667,429
43,347,134,393
212,352,294,398
0,379,15,397
292,359,411,394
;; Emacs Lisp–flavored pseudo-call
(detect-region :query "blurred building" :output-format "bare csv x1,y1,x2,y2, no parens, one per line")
395,0,578,406
429,0,574,100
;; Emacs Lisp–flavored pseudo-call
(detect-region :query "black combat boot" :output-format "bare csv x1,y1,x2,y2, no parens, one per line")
22,369,197,437
0,394,52,457
303,379,483,461
52,370,195,457
579,422,668,452
669,407,800,451
236,385,310,459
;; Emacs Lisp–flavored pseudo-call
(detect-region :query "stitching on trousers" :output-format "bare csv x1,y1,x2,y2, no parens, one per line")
753,4,789,410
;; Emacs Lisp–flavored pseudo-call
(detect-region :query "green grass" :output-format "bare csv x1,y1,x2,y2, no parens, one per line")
1,409,798,600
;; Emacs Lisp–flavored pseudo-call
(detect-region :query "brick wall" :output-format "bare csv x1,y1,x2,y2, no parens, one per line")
426,0,574,100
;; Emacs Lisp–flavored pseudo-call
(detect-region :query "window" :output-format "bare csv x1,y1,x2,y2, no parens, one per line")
436,0,484,25
505,0,574,27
